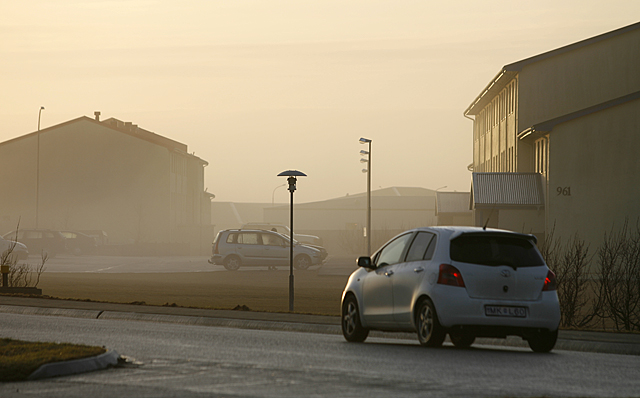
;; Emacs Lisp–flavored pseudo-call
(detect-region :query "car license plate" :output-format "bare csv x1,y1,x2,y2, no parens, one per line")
485,305,527,318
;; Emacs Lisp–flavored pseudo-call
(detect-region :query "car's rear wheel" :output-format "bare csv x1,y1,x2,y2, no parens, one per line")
293,254,311,270
416,298,446,347
527,329,558,353
449,330,476,348
223,255,241,271
341,295,369,342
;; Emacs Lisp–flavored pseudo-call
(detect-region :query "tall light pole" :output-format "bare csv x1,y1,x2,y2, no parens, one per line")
36,106,44,228
277,170,307,312
359,137,372,255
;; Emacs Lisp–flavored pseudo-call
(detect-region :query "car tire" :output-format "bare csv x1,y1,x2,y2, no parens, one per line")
415,298,446,347
527,329,558,353
223,255,241,271
449,330,476,348
293,254,311,270
341,295,369,342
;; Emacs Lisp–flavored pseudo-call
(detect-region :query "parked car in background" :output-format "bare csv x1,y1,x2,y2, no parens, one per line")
241,222,327,260
208,229,325,271
241,223,324,246
0,235,28,262
60,231,97,255
3,229,66,258
341,226,561,352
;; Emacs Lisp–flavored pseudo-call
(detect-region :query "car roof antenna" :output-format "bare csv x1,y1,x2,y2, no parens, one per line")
483,205,497,231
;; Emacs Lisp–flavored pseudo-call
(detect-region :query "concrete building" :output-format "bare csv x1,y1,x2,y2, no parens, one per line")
263,187,438,255
463,21,640,250
0,112,214,255
435,191,473,227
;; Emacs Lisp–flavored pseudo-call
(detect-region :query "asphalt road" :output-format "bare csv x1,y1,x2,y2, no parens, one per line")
1,312,639,397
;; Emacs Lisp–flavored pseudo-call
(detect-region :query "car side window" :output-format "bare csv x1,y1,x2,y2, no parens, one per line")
375,233,413,267
226,233,238,244
239,233,260,245
405,232,436,262
263,233,284,246
424,235,437,260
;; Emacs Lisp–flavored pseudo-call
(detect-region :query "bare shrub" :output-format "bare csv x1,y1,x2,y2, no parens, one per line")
539,225,598,329
1,222,47,289
595,218,640,331
8,253,47,288
555,234,597,328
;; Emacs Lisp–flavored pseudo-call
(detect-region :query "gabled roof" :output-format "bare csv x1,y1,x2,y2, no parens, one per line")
0,115,208,165
464,21,640,116
518,90,640,140
471,173,544,209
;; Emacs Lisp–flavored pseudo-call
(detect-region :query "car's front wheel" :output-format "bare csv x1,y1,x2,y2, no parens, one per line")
293,254,311,270
341,295,369,342
223,255,241,271
415,298,446,347
527,329,558,353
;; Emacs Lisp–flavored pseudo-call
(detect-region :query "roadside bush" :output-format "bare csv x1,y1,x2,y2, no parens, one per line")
540,227,597,328
595,218,640,331
0,224,47,289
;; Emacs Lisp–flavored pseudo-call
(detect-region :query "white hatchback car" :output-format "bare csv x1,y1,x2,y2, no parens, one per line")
341,226,561,352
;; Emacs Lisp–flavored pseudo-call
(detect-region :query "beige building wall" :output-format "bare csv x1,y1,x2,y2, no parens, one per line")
0,116,212,253
518,28,640,131
546,98,640,249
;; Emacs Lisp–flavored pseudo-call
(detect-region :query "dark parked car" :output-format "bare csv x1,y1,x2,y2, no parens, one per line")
3,229,66,258
60,231,97,255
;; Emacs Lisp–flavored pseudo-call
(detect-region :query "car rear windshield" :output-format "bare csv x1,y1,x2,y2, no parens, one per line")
450,234,545,268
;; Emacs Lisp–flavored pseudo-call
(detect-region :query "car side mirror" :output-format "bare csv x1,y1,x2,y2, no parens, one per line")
357,256,374,269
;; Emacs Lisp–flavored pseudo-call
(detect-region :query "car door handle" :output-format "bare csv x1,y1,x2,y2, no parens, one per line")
414,267,424,273
384,270,394,277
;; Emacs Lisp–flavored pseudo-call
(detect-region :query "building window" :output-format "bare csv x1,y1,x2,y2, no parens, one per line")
535,137,549,177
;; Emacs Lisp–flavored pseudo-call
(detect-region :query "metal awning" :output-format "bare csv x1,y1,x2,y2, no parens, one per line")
471,173,544,209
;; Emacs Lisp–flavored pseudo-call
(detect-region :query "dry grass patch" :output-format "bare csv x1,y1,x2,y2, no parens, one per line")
0,338,105,381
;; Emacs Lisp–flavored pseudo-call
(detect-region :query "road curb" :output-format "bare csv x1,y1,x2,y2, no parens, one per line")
27,350,120,380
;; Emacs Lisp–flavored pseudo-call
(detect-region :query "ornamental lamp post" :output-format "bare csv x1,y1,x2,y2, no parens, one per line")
277,170,307,312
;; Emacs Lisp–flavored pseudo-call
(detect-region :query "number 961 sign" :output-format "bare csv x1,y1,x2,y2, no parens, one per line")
557,187,571,196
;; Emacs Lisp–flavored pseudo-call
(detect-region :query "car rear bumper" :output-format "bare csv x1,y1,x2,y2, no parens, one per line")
208,254,223,265
432,287,561,331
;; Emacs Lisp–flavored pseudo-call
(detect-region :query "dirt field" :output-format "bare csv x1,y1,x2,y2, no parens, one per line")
37,270,350,316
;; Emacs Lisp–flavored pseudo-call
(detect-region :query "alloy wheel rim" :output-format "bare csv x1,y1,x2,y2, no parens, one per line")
344,302,357,335
419,306,433,341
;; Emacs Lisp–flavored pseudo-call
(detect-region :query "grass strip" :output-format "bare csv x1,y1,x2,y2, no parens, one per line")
0,338,105,382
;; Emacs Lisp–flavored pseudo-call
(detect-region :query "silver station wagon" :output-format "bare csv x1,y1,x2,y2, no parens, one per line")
341,226,561,352
208,229,324,271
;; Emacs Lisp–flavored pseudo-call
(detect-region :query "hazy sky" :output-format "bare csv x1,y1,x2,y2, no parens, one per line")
2,1,639,204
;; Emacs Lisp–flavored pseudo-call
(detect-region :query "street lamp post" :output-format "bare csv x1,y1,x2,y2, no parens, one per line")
36,106,44,228
272,183,286,206
359,138,372,255
38,106,45,131
277,170,307,312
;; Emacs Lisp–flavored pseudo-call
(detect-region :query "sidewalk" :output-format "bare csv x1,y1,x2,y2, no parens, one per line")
1,295,639,356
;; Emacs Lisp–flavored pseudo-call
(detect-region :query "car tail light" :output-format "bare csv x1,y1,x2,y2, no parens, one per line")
213,239,220,255
542,269,557,291
437,264,465,287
